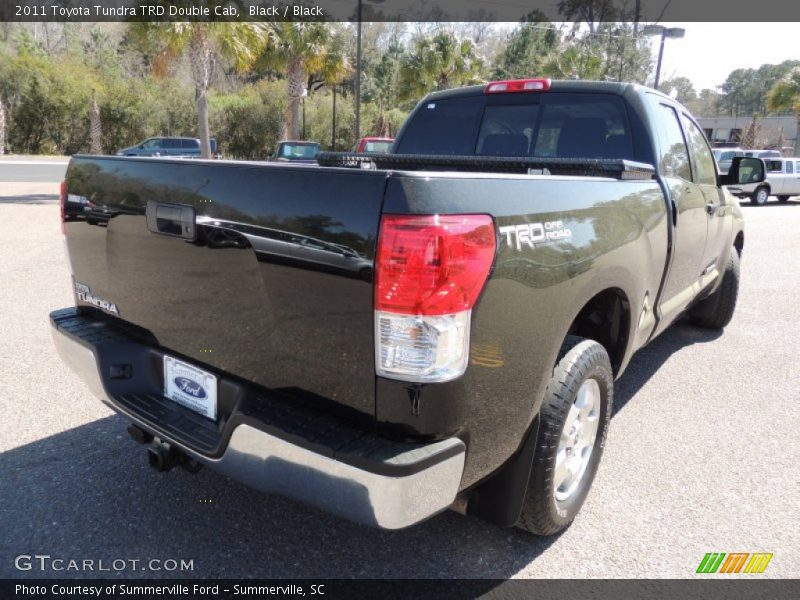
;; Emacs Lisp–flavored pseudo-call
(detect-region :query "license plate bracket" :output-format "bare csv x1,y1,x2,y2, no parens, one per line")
163,355,218,420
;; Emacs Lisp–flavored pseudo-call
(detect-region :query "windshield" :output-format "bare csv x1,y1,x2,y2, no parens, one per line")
363,141,393,153
280,143,320,158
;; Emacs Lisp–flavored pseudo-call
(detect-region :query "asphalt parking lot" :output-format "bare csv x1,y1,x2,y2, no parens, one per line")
0,178,798,579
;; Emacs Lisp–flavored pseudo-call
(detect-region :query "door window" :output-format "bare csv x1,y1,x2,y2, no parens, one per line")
786,161,794,174
681,115,717,185
655,105,691,181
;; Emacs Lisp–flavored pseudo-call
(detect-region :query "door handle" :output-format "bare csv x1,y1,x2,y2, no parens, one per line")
705,203,717,216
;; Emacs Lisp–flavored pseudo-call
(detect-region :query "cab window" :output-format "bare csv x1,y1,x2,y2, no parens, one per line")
681,115,717,185
655,105,691,181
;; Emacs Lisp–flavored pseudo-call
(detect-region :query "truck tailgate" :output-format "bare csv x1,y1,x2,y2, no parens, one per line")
64,156,387,417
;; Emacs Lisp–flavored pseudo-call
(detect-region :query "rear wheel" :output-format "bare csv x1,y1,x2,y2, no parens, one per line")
516,336,613,536
690,248,740,329
751,186,769,205
777,195,789,203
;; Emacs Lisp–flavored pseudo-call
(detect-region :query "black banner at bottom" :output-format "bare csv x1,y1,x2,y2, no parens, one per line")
3,579,799,600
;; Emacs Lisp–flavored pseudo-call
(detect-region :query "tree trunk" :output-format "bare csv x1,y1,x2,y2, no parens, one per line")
189,33,215,159
285,57,306,140
89,93,102,154
0,97,6,156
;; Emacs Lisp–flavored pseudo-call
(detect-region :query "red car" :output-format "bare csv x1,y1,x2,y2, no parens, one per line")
354,137,394,153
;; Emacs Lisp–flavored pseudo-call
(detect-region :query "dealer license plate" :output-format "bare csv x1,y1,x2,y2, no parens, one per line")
163,355,218,420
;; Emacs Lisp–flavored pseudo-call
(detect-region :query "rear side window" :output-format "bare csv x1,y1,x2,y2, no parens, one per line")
786,161,794,174
398,92,633,159
181,139,199,149
765,160,783,173
162,139,181,149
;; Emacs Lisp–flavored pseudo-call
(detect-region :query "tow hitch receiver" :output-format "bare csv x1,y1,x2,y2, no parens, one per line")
146,438,202,473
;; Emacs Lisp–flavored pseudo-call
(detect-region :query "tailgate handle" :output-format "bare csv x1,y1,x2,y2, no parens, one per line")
146,201,196,240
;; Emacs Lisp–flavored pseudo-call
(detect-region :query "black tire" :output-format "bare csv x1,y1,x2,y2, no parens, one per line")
689,249,740,329
516,336,613,536
777,196,789,203
750,186,769,205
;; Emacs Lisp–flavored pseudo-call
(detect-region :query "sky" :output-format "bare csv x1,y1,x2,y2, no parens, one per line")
654,23,799,91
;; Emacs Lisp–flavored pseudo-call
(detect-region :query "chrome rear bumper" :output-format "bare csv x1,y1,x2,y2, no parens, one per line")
51,312,465,529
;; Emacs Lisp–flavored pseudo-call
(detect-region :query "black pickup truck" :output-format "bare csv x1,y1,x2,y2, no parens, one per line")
51,79,764,535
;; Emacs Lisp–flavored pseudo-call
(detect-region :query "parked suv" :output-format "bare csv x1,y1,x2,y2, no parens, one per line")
116,137,219,158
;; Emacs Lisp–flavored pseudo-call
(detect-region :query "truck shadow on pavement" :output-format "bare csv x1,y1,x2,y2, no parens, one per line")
0,320,719,580
612,319,722,417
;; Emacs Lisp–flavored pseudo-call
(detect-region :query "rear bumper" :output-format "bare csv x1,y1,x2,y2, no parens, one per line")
50,308,465,529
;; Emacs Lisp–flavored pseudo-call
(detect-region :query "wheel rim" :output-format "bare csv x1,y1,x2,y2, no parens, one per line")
757,189,768,204
554,378,601,502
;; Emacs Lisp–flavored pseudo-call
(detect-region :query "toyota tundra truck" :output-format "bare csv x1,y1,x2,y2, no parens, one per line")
51,80,764,535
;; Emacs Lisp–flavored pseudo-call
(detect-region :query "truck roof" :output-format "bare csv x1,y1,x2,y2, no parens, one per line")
422,80,651,102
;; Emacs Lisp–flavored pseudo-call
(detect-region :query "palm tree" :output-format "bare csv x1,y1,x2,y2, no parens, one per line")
767,68,800,154
129,21,267,158
398,32,483,103
258,23,347,140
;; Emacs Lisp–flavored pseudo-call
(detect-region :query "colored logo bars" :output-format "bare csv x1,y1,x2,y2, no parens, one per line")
696,553,773,574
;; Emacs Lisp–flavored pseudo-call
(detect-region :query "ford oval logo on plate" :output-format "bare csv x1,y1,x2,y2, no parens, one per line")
174,376,207,399
164,356,218,420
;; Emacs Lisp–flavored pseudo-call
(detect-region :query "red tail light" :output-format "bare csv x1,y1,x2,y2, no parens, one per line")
484,78,551,94
59,180,67,234
375,214,496,316
374,214,496,382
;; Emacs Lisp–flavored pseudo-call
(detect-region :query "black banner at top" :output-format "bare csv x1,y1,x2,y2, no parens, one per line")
2,0,800,22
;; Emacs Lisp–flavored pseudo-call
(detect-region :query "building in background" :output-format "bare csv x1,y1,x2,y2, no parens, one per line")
697,116,797,154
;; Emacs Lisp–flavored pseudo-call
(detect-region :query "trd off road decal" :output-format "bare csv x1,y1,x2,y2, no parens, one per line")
499,221,573,251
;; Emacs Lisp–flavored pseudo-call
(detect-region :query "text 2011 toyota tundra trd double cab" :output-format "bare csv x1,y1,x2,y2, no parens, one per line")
51,80,764,535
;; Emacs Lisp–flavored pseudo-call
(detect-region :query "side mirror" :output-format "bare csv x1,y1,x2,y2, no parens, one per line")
267,151,274,158
721,156,765,186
